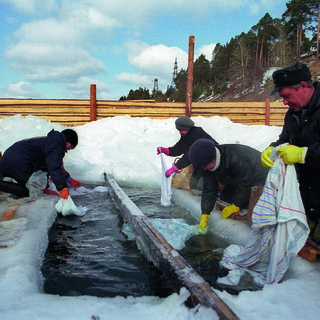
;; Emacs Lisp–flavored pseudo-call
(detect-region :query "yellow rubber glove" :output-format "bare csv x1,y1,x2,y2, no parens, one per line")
277,145,308,164
198,214,210,233
261,146,274,168
221,204,240,219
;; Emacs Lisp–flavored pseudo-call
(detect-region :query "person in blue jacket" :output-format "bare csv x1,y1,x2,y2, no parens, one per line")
0,129,80,199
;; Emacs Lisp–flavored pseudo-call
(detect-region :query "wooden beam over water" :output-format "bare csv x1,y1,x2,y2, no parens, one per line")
104,173,239,320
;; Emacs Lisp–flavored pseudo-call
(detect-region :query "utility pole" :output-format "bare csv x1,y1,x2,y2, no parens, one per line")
317,2,320,68
186,36,194,117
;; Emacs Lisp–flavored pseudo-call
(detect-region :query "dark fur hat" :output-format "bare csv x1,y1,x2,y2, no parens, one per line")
270,63,311,95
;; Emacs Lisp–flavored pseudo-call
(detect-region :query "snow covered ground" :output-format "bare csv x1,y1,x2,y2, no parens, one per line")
0,114,320,320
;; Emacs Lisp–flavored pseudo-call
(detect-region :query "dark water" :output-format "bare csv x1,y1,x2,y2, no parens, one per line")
42,185,253,298
42,186,175,298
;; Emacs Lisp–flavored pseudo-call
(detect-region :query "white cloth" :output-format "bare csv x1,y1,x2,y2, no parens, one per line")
55,196,86,216
160,153,172,206
219,146,309,286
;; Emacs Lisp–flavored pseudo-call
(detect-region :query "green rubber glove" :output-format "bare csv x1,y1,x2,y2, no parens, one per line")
277,145,308,164
221,204,240,219
198,214,210,233
261,146,274,168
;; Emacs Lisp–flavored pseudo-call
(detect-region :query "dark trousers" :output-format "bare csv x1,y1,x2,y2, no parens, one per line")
0,173,29,197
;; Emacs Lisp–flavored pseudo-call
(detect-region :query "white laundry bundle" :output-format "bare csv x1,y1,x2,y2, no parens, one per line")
218,144,309,286
55,196,86,216
160,153,172,206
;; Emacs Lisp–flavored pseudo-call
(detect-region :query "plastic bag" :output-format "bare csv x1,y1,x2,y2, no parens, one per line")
55,196,86,216
26,170,47,200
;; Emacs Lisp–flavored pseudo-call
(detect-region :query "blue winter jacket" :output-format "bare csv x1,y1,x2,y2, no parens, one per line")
0,130,68,191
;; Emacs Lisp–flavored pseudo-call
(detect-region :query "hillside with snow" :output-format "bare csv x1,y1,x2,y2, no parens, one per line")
198,56,320,103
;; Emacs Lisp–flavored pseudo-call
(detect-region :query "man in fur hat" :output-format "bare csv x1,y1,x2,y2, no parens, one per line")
261,62,320,248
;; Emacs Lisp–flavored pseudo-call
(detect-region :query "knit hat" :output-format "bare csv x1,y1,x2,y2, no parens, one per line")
175,116,195,130
188,139,216,167
269,63,312,95
62,129,78,147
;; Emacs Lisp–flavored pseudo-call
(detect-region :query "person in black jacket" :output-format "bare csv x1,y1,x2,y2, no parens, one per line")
0,129,80,199
189,139,269,232
157,116,218,190
261,62,320,247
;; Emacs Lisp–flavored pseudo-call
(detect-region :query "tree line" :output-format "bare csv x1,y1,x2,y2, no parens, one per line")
120,0,320,102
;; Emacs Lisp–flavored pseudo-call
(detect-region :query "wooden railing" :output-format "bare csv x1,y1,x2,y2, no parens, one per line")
0,97,286,127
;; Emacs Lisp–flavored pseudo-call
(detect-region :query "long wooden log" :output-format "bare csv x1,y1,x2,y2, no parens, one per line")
104,173,239,320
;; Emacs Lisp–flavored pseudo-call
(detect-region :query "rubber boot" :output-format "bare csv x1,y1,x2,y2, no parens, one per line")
0,180,29,197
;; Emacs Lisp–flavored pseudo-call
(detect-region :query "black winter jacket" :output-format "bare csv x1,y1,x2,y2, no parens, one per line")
201,144,269,215
0,130,68,191
270,82,320,215
168,126,218,169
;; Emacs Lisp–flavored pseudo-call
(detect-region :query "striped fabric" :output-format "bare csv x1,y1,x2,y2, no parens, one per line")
219,154,309,286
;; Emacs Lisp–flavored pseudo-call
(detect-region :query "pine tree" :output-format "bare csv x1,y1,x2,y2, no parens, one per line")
282,0,318,61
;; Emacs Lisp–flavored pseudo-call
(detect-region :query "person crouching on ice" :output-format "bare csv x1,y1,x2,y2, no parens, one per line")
157,116,218,190
0,129,81,199
188,139,269,233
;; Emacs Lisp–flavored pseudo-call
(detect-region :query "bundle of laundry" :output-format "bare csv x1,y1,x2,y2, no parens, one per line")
218,145,309,286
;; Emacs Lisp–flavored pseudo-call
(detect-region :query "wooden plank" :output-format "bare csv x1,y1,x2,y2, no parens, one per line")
96,106,184,111
104,173,239,320
192,113,267,118
193,102,266,108
96,115,183,120
97,109,184,113
0,105,89,110
12,114,90,119
0,103,89,108
0,98,89,105
97,101,185,108
193,109,266,115
97,111,184,117
1,204,20,221
298,245,320,261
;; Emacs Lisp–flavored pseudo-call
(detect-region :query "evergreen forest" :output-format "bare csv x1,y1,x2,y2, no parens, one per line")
120,0,320,102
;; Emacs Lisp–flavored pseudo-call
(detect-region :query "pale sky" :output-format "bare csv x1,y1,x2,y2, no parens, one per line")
0,0,288,100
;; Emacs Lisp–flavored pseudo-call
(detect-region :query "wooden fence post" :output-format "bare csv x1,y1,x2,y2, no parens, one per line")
265,98,270,126
90,84,97,122
186,36,194,118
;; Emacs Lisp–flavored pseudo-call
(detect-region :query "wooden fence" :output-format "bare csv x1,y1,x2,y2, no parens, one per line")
0,97,287,127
